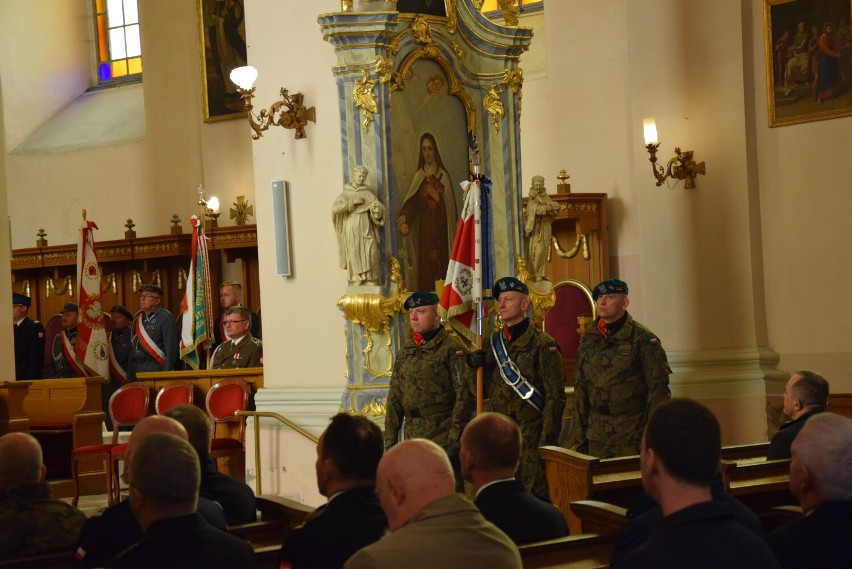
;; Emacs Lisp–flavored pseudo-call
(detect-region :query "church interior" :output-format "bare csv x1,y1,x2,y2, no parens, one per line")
2,0,852,508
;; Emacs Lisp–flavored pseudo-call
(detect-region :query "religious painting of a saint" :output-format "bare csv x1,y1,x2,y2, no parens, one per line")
764,0,852,126
390,58,471,293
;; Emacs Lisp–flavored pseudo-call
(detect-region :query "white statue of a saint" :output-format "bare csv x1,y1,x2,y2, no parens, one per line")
333,165,386,285
524,175,563,282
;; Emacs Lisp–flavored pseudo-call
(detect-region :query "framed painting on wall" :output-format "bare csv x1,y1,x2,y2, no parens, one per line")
198,0,249,122
764,0,852,126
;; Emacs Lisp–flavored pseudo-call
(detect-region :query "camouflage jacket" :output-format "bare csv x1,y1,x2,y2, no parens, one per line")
481,323,566,447
384,327,473,448
566,312,672,450
0,482,86,558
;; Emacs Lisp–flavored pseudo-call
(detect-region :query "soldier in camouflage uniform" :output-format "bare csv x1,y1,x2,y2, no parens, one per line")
384,292,473,476
565,278,671,458
467,277,566,499
0,432,86,558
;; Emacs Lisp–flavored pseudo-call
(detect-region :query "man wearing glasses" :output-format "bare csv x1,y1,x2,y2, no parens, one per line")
210,306,262,369
130,284,178,379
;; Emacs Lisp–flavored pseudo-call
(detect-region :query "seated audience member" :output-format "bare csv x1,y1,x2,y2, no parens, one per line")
72,416,227,569
345,439,521,569
0,432,86,558
767,413,852,569
460,412,569,544
106,433,254,568
165,404,256,525
610,472,763,564
614,399,780,569
767,370,828,460
278,413,387,569
210,306,263,369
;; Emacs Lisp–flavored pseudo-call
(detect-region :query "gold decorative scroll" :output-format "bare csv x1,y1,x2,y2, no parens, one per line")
516,256,555,329
375,55,393,84
353,70,379,131
484,85,505,132
45,276,74,298
411,14,433,44
504,67,523,115
552,233,591,261
498,0,519,26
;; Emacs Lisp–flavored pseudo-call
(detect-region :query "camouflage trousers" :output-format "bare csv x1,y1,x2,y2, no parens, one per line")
588,439,641,459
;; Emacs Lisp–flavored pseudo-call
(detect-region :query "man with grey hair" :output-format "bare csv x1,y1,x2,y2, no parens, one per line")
767,413,852,568
345,439,520,569
108,433,254,568
165,404,256,524
767,370,829,460
0,432,86,558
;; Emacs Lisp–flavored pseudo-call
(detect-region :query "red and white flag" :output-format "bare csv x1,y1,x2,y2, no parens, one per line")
76,217,110,377
439,177,492,345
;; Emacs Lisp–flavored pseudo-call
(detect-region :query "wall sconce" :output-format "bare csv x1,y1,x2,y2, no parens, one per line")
204,196,221,229
229,66,316,140
642,118,705,189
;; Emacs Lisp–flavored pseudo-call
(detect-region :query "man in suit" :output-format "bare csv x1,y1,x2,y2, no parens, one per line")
12,292,45,379
72,416,227,569
460,412,568,544
767,370,828,460
614,399,779,569
345,439,520,569
210,306,262,369
767,413,852,569
165,404,256,525
278,412,386,569
107,432,254,568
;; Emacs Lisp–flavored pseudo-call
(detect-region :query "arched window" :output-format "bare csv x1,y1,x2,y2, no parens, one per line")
93,0,142,85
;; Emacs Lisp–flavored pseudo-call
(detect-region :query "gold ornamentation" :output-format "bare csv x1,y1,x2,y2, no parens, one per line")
446,0,458,34
230,196,254,226
473,0,484,9
516,256,555,329
411,14,433,44
177,267,187,290
504,67,523,115
484,85,505,132
375,55,393,84
451,41,465,58
422,44,441,60
498,0,519,26
45,276,74,298
353,70,379,131
552,234,591,261
102,273,118,294
131,269,161,292
361,398,386,417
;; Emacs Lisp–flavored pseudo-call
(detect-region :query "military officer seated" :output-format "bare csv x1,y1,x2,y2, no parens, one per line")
210,306,262,369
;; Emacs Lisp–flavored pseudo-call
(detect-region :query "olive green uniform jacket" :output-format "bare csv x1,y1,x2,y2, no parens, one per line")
566,312,671,458
384,327,473,449
211,335,263,369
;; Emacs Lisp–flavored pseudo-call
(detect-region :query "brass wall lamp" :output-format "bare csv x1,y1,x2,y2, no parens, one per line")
642,118,705,189
229,66,316,140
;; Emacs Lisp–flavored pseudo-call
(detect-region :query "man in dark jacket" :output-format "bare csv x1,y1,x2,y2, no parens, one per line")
767,370,828,460
12,293,45,379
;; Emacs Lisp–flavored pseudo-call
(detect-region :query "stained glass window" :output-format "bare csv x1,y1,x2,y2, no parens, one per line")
94,0,142,84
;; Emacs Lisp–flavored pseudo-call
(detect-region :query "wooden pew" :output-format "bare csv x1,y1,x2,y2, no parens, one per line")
0,380,32,434
228,494,313,548
569,500,628,534
828,393,852,419
21,377,106,498
540,442,779,533
519,533,615,568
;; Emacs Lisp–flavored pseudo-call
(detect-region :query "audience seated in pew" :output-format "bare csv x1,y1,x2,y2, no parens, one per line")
277,413,387,569
612,399,780,569
767,413,852,569
71,416,228,569
460,412,569,544
103,432,254,568
165,404,256,525
0,432,86,559
767,371,828,460
345,439,521,569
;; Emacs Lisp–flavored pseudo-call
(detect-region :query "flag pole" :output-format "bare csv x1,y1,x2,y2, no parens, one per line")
468,132,485,415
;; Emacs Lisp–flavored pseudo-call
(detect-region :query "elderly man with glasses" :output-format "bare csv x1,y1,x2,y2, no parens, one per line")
210,306,263,369
130,284,178,379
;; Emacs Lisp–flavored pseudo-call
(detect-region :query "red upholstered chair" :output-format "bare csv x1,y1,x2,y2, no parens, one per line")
155,380,194,414
543,279,596,360
206,377,249,481
71,383,150,506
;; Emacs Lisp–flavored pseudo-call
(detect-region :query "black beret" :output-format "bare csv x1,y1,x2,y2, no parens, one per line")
404,291,440,310
110,305,134,320
592,278,629,300
493,277,529,299
59,302,78,313
139,283,163,297
12,292,31,307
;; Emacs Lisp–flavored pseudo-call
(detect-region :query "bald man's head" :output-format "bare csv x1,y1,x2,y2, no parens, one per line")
376,439,455,531
460,412,521,489
124,415,188,478
0,432,46,488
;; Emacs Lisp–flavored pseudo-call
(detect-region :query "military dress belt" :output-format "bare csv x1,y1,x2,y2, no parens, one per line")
491,331,545,413
407,403,454,419
593,398,646,416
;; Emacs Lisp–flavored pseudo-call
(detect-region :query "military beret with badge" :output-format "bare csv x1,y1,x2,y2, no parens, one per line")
493,276,529,299
592,278,629,300
404,291,440,310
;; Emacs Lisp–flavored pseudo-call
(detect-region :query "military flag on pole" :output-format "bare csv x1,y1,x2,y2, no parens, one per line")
438,175,493,345
180,215,215,369
76,214,110,377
